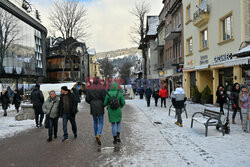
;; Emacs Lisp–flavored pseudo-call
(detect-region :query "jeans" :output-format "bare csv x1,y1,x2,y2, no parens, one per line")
93,115,104,136
112,122,121,136
161,98,166,107
34,106,44,126
219,103,224,114
232,107,242,120
146,97,151,107
48,118,58,138
176,108,183,124
154,97,159,106
63,113,77,138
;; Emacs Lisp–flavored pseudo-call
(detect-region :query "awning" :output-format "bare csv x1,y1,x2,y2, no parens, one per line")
224,56,250,67
234,45,250,57
183,67,195,72
194,64,209,70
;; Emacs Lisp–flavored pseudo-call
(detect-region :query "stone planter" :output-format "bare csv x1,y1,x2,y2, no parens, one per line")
15,103,35,121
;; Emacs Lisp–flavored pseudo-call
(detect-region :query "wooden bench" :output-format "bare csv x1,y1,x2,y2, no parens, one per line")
191,109,224,137
168,104,188,118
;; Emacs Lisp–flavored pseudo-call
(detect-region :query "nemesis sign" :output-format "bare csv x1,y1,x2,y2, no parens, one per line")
214,53,232,63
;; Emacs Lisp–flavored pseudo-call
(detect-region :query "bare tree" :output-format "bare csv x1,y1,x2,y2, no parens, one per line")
130,0,150,79
0,9,20,72
49,0,88,40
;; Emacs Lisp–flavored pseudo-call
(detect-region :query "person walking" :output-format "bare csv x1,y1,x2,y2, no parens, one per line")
13,90,22,113
1,90,10,116
239,85,250,133
231,83,242,124
42,90,60,142
172,82,186,127
30,84,44,127
86,77,106,145
159,85,168,108
152,87,160,106
145,86,152,107
59,86,78,142
139,87,144,99
216,85,227,115
104,82,125,144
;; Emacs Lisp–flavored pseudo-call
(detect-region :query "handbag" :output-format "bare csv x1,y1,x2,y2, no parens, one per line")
45,101,55,129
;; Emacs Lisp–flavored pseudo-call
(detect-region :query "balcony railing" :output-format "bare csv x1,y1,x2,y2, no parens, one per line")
193,5,210,27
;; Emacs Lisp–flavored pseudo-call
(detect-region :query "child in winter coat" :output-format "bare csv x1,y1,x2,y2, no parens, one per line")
239,85,250,132
104,82,125,144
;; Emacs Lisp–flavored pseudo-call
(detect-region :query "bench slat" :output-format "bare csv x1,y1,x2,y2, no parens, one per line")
192,117,218,124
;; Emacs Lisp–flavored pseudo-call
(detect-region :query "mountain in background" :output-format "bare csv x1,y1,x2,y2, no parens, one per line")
96,47,142,68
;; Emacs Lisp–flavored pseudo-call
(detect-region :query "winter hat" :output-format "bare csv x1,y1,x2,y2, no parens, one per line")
61,86,69,91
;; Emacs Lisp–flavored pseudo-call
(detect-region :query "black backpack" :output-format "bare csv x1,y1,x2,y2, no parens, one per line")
107,90,120,109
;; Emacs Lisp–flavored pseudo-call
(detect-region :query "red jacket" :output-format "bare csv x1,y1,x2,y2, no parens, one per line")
159,87,168,98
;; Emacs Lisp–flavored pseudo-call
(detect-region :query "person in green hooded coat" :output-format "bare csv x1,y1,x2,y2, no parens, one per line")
104,82,125,144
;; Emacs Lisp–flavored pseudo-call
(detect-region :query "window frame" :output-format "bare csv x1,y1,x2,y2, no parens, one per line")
199,27,209,51
218,11,234,45
186,3,191,25
186,36,193,56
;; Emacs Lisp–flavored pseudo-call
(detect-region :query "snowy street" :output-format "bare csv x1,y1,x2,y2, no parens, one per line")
0,95,250,167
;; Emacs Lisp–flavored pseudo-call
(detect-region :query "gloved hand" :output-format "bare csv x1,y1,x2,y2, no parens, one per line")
233,104,236,109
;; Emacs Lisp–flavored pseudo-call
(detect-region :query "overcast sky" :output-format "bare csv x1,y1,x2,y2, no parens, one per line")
31,0,163,53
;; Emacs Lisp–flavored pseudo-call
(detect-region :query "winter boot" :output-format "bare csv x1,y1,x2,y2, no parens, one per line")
96,134,101,145
232,119,236,124
116,132,121,143
175,121,180,125
47,137,52,142
113,136,117,144
179,124,183,127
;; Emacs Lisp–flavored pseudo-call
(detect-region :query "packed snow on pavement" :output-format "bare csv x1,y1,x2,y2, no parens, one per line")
105,96,250,167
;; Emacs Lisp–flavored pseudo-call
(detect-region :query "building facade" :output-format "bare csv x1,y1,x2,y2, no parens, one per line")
183,0,250,104
144,16,159,80
0,0,47,81
88,48,101,78
46,37,88,82
161,0,184,94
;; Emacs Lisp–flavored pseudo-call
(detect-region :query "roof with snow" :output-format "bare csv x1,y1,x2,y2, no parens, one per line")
146,16,159,36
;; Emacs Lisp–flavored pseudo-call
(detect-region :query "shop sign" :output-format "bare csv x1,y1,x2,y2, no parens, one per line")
200,55,208,65
214,53,232,63
187,60,195,65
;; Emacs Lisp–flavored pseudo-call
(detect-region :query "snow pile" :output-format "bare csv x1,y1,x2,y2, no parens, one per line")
0,107,34,139
108,97,250,167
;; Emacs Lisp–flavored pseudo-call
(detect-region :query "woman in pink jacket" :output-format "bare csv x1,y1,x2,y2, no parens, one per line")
239,85,250,133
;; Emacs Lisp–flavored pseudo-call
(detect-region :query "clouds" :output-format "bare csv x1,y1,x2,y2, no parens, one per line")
31,0,162,52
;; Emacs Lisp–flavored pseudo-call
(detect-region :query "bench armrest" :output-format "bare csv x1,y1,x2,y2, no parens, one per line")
192,112,204,118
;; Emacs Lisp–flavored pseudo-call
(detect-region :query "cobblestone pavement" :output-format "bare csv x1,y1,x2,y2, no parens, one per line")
0,101,138,167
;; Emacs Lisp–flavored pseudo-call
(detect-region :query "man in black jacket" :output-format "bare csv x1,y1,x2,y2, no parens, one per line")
30,84,44,127
85,77,106,145
59,86,78,142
